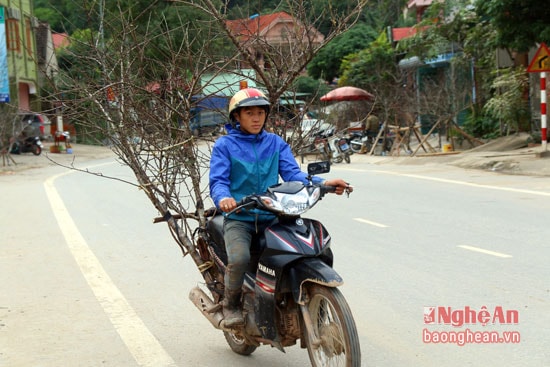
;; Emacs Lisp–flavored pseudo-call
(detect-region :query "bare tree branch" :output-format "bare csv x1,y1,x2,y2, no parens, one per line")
46,0,367,263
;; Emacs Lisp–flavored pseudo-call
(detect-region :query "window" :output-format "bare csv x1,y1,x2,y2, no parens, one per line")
6,19,20,53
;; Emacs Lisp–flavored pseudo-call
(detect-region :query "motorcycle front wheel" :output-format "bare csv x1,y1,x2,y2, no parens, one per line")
302,285,361,367
32,145,42,155
344,153,351,164
223,331,257,356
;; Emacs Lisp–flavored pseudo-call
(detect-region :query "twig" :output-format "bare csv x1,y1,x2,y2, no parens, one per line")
44,153,140,188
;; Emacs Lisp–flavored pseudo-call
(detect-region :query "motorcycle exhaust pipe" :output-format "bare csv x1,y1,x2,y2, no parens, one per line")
188,287,224,329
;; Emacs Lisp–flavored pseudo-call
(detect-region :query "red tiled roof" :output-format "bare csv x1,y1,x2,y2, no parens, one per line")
392,27,417,41
226,12,294,40
52,33,70,50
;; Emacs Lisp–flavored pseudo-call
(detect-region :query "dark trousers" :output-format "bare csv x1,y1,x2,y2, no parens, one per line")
223,218,274,291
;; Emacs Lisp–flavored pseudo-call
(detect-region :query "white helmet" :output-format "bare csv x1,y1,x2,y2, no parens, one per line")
228,88,270,123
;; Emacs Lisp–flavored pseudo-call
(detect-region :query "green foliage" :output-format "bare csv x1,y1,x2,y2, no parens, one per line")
292,76,331,100
225,0,281,16
397,0,488,60
339,31,396,89
462,107,500,139
308,23,377,82
57,28,99,78
35,0,100,33
34,7,64,31
483,67,530,135
362,0,410,28
396,1,504,136
306,0,407,82
476,0,550,52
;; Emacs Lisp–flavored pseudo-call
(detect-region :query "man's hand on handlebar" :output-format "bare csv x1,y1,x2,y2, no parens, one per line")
324,178,353,196
219,197,237,213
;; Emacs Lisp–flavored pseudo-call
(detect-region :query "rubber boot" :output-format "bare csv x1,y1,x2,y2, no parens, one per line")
222,289,244,327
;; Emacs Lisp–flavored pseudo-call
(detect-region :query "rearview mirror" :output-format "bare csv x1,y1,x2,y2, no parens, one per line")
307,161,330,176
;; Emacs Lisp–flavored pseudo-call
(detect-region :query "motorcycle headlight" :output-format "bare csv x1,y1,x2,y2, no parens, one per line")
259,196,284,212
273,186,319,215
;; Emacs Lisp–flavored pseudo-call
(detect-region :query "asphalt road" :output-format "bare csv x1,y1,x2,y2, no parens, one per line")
1,147,550,366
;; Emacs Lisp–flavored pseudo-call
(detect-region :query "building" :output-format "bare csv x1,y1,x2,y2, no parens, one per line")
0,0,40,112
226,11,324,71
35,21,59,96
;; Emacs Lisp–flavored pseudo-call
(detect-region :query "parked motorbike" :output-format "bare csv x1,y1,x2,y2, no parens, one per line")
348,130,372,154
10,136,43,155
168,162,360,366
349,128,393,155
315,133,352,164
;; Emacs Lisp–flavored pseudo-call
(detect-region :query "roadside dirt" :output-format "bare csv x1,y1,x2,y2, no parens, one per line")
2,134,549,177
0,143,116,175
362,132,550,177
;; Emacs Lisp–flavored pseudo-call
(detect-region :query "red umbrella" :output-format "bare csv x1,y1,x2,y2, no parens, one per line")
320,86,374,102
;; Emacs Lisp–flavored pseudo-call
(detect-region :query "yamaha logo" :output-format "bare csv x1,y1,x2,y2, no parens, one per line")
258,263,276,277
296,218,304,226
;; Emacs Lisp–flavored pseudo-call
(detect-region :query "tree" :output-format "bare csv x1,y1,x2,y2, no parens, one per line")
338,32,409,135
308,23,377,82
476,0,550,53
483,67,530,136
46,0,367,285
307,0,409,83
35,0,99,33
395,1,508,139
292,75,331,101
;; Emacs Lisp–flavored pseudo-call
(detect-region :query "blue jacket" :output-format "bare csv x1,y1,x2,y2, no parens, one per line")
209,124,323,221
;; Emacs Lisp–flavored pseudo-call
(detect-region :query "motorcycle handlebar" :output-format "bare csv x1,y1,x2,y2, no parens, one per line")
228,196,256,215
321,184,337,194
235,183,336,207
227,182,347,216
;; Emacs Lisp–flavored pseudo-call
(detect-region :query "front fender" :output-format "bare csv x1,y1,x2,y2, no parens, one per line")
287,258,343,305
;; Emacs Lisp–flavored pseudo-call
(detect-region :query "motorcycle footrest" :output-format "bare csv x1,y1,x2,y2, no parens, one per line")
206,303,222,314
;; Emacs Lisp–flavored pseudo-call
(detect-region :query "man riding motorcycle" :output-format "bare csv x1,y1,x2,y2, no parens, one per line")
209,87,352,326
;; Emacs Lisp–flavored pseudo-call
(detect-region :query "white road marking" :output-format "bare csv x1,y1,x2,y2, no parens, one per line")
338,167,550,197
45,169,177,367
353,217,389,228
458,245,513,258
371,170,550,197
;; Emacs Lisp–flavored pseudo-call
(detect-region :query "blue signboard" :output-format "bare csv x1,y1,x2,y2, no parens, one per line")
0,7,10,103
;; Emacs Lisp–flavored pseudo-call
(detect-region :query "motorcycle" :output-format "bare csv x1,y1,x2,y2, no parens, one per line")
164,161,360,366
348,130,373,154
10,136,43,155
349,128,393,155
315,133,352,164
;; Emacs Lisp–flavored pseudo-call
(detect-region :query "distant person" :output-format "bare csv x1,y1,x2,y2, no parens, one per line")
364,114,380,138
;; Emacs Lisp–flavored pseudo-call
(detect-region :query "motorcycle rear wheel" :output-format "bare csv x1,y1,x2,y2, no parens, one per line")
223,331,257,356
344,154,351,164
302,285,361,367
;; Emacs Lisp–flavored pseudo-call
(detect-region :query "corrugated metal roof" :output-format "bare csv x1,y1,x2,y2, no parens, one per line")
201,70,258,96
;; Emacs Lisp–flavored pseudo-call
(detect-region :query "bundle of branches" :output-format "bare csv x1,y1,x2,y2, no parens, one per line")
45,0,367,257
